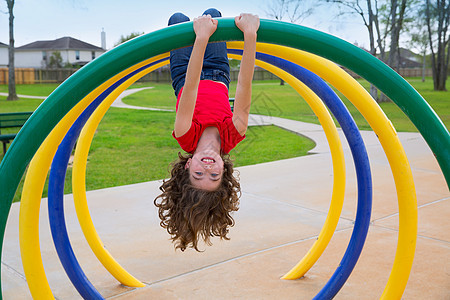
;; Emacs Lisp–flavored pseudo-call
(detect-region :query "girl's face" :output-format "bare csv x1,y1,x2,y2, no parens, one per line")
185,150,224,191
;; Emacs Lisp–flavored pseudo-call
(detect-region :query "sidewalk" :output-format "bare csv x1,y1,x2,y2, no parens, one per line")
0,93,46,99
1,89,449,299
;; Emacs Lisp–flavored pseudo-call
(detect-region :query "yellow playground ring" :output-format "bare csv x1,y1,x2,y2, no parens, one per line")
72,57,168,287
75,52,347,285
228,42,416,298
18,54,170,299
17,39,417,299
228,51,347,280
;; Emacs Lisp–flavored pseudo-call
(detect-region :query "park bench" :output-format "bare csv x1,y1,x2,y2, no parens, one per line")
229,98,235,111
0,112,33,155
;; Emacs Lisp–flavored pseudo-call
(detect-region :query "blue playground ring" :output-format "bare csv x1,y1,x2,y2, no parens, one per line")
228,49,373,299
49,49,372,299
48,57,168,299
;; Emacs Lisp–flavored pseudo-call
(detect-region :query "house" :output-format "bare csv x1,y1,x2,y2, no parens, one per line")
397,48,422,68
14,36,106,68
0,42,8,68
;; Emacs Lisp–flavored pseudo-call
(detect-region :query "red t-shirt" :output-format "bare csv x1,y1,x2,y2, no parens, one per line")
172,80,245,154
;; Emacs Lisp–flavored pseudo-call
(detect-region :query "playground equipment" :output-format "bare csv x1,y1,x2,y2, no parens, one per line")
0,18,448,299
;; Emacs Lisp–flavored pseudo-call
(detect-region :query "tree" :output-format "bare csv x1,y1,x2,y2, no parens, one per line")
386,0,408,70
409,28,429,82
266,0,314,23
406,3,429,82
425,0,450,91
265,0,315,85
48,51,63,69
323,0,383,101
322,0,414,102
114,32,144,47
6,0,18,100
376,0,409,102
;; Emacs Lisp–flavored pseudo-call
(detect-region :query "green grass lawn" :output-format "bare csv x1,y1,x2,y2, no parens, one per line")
126,78,449,132
1,87,315,202
0,83,59,96
245,78,449,132
0,76,448,202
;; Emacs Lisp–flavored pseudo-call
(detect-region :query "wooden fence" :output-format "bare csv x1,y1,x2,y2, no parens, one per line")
0,67,435,85
343,67,433,79
135,67,280,82
0,68,36,84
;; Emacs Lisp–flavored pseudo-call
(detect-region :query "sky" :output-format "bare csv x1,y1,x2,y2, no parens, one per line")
0,0,370,50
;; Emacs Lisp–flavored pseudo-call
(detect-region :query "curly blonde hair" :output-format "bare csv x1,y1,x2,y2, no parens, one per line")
154,152,241,251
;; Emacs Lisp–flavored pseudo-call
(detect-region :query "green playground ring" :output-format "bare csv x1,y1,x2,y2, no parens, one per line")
0,18,448,298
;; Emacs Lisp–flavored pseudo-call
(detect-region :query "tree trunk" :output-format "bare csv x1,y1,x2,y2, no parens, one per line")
367,0,380,102
379,0,399,103
7,0,18,101
382,0,408,102
388,0,407,70
379,93,392,102
387,0,399,69
425,0,449,91
369,84,378,100
422,49,426,82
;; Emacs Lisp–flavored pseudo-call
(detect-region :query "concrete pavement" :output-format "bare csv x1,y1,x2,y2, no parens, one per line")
1,90,449,299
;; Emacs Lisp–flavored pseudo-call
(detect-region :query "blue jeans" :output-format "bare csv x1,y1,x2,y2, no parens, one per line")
168,8,230,97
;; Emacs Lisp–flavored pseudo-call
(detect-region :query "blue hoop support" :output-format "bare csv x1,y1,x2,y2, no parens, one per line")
48,57,169,298
228,49,373,299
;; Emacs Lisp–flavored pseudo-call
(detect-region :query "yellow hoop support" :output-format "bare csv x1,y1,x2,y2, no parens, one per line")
71,54,168,288
18,38,416,299
17,56,170,298
231,42,416,299
18,75,122,299
228,50,347,280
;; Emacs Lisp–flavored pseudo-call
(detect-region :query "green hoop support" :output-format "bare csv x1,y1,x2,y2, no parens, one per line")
0,18,448,297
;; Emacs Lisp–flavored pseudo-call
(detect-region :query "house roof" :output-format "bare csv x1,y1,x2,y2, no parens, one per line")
399,48,420,61
16,37,104,51
385,48,422,68
399,57,422,68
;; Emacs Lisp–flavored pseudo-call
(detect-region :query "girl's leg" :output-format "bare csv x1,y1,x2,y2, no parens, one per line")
201,8,230,89
168,12,192,97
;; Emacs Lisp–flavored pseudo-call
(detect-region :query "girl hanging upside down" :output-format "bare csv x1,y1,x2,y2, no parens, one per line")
154,8,259,251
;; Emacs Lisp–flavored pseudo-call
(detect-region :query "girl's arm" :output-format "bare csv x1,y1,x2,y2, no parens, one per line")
232,14,260,136
174,15,218,137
